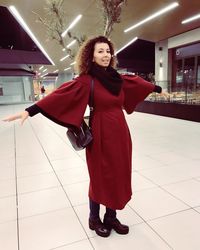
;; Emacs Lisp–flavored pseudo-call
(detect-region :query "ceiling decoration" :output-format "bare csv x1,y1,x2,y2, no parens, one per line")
32,0,127,59
0,0,199,75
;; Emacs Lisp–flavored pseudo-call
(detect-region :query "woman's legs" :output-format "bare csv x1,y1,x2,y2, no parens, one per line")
89,199,117,220
89,199,129,235
89,198,110,237
104,207,117,219
89,198,100,219
104,207,129,235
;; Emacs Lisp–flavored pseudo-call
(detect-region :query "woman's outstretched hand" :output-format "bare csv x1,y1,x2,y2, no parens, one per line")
2,111,29,125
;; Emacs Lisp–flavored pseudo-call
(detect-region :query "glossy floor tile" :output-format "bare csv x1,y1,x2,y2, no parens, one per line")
0,220,18,250
0,104,200,249
149,209,200,250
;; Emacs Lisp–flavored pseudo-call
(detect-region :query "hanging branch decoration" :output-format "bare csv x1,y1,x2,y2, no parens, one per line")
99,0,127,38
32,0,127,60
32,0,86,59
67,31,87,48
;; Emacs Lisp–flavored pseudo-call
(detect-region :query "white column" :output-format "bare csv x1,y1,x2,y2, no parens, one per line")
23,76,33,101
55,72,73,87
155,40,168,90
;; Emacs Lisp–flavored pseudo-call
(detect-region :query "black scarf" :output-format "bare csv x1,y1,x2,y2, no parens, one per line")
89,63,123,96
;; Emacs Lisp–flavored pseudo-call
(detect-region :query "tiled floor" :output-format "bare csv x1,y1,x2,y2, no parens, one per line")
0,104,200,250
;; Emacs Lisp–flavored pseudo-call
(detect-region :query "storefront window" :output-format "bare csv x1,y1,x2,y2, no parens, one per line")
197,56,200,84
183,57,195,92
183,57,195,81
175,59,183,84
170,43,200,104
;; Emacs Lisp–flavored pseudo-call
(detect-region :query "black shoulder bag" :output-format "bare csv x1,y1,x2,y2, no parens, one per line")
66,79,94,151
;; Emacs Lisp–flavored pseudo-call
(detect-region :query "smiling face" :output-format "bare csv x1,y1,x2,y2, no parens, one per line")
93,42,112,67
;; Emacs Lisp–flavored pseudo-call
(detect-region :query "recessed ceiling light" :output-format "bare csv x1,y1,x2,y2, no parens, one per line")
9,5,55,65
67,40,76,48
39,66,44,70
64,67,71,71
41,73,48,78
115,37,138,55
124,2,179,33
62,15,82,37
70,61,76,65
60,55,70,61
181,13,200,24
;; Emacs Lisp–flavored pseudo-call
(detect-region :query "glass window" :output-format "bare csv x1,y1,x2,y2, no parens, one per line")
183,57,195,83
175,59,183,84
197,56,200,84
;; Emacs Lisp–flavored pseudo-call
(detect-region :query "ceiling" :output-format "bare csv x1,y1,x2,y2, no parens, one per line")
0,0,200,75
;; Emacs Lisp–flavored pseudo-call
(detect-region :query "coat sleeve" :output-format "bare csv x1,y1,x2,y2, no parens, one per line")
35,77,90,128
122,75,155,114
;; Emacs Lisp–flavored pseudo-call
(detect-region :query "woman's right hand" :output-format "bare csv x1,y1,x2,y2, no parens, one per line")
2,111,29,125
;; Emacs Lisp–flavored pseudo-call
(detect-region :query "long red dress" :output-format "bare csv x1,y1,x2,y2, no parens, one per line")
35,74,155,210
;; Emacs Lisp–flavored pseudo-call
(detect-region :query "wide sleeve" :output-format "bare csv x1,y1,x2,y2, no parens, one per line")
34,77,90,128
122,75,155,114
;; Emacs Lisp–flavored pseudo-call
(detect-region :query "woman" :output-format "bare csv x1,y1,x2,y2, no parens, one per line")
40,85,46,98
3,36,167,237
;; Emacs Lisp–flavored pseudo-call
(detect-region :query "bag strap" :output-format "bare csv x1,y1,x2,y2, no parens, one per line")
88,78,94,127
89,78,94,111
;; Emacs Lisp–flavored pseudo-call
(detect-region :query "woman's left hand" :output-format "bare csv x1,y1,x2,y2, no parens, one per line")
2,111,29,125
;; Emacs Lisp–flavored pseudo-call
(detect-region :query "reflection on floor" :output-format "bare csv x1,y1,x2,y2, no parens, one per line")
0,104,200,250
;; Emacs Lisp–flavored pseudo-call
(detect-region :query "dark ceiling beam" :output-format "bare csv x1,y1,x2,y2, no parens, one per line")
0,49,52,65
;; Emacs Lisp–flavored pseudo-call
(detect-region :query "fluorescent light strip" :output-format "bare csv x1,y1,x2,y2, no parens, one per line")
67,40,76,48
60,55,70,61
41,73,48,78
182,13,200,24
39,66,44,70
43,69,47,72
62,40,76,51
62,15,82,37
70,61,76,65
53,69,59,73
64,67,71,71
9,6,55,65
124,2,179,33
115,37,138,55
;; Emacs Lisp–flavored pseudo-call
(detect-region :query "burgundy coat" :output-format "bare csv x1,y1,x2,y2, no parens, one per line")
36,74,155,210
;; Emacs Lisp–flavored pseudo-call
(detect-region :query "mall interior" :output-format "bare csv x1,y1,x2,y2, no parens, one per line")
0,1,200,249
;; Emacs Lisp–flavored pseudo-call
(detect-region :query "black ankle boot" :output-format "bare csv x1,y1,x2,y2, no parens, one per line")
89,218,111,237
103,217,129,235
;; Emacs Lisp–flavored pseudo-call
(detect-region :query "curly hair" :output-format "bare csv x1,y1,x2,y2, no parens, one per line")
75,36,116,75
